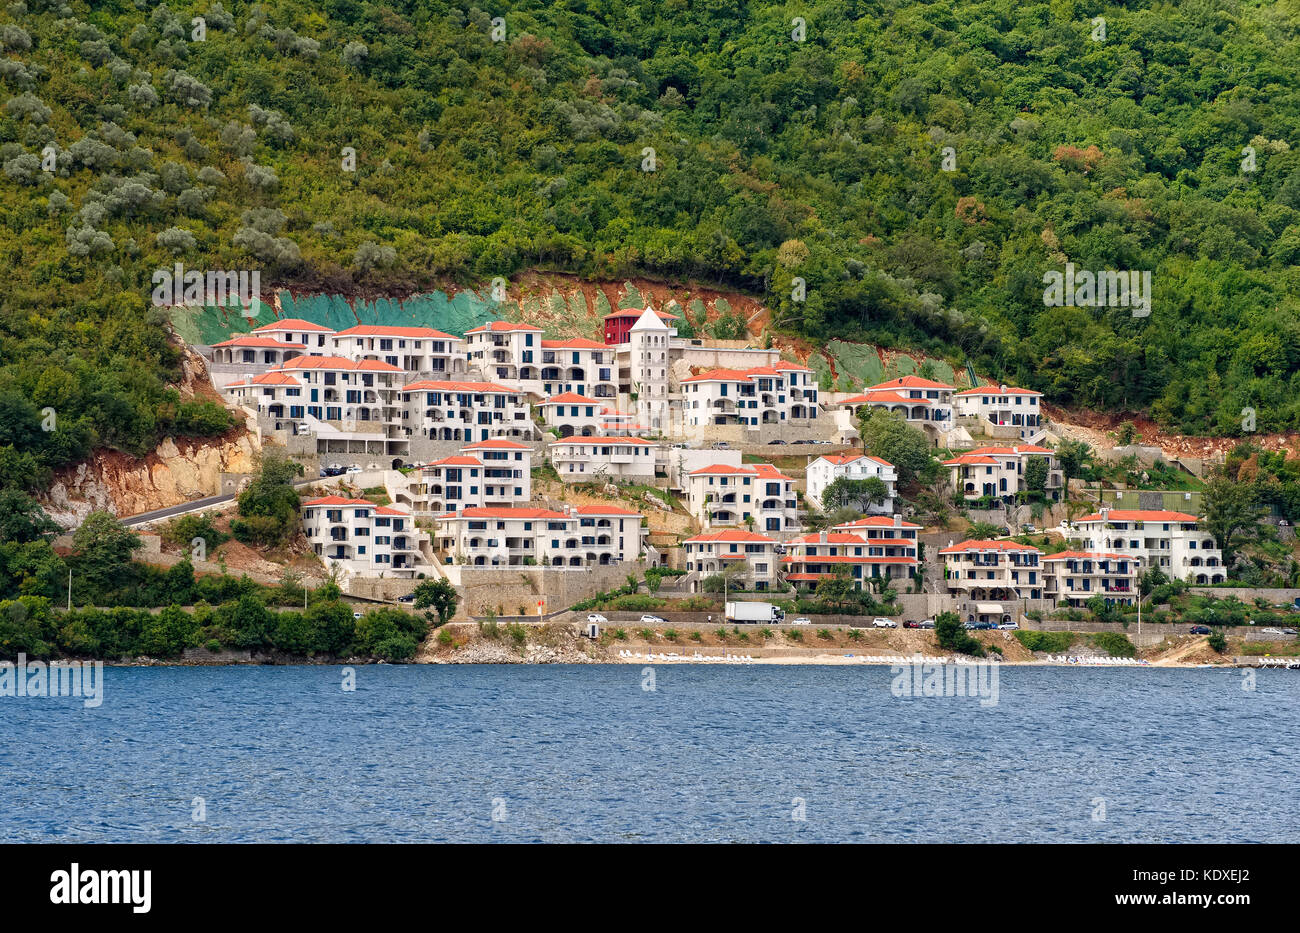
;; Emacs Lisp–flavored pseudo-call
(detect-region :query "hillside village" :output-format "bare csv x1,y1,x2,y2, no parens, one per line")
101,293,1291,661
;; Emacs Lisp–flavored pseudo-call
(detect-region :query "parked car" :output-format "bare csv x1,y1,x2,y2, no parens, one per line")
346,465,363,474
352,611,364,620
639,614,668,625
903,620,921,629
587,613,608,625
918,619,936,629
767,439,788,445
1283,628,1298,636
396,594,416,603
1189,625,1212,635
792,439,813,444
1261,627,1284,635
872,618,897,628
790,617,811,625
998,622,1020,630
1021,523,1037,534
965,621,996,630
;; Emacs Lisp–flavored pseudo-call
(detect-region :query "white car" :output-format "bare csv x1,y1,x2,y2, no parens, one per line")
639,614,667,625
346,466,363,474
352,611,364,620
998,622,1020,630
1261,627,1284,635
791,617,811,625
873,618,897,628
587,613,608,625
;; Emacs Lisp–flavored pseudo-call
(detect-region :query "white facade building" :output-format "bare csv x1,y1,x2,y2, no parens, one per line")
681,362,818,428
330,325,467,379
433,505,643,567
954,384,1044,440
400,379,533,444
628,306,673,434
302,495,428,577
839,376,954,438
782,525,920,588
464,321,546,394
806,453,897,513
549,436,661,483
682,530,782,592
1042,551,1143,607
685,463,800,533
1064,509,1224,583
943,445,1063,502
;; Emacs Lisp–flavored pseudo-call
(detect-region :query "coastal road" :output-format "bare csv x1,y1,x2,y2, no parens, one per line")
119,477,339,528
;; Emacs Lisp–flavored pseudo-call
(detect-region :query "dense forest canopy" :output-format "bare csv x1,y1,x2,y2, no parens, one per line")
1,0,1300,489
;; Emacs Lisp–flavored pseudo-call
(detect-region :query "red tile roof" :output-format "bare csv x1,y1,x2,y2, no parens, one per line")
1076,510,1199,523
304,496,374,507
955,385,1042,397
684,530,777,543
333,325,460,339
540,337,609,350
402,380,518,394
550,436,655,445
280,355,402,372
213,335,307,348
833,516,922,529
465,321,543,333
461,438,530,450
544,392,600,405
939,539,1043,554
253,318,334,333
455,507,566,519
867,376,955,390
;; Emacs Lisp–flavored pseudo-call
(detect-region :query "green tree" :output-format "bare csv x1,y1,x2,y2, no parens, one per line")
814,565,855,612
71,511,141,597
413,578,458,627
934,610,983,656
0,490,60,544
231,453,303,547
820,476,889,512
856,410,938,486
1200,471,1266,565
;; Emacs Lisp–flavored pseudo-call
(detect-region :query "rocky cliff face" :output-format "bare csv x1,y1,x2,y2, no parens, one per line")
43,431,260,528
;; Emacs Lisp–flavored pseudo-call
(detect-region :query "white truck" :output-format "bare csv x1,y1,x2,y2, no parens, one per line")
725,601,786,624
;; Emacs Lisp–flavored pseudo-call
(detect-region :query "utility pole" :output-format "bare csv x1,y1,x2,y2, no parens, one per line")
67,568,72,611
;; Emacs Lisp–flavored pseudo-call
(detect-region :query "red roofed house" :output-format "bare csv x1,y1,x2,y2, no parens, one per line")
301,496,428,578
838,376,955,440
408,439,532,513
953,383,1044,441
1041,551,1144,608
464,321,546,395
431,504,644,567
943,445,1063,503
685,463,799,533
603,304,678,346
1064,508,1224,583
939,539,1045,623
806,453,898,513
682,530,781,592
681,361,819,432
549,435,661,483
330,325,467,379
782,525,920,589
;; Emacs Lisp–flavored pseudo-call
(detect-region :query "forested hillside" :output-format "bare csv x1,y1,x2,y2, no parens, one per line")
2,0,1300,491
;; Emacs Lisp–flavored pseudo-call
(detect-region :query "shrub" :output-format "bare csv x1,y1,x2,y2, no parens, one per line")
1090,632,1137,658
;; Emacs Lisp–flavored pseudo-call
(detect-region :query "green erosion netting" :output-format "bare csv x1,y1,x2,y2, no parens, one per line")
172,288,502,345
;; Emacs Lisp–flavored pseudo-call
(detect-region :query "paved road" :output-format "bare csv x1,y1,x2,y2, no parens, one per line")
119,477,337,527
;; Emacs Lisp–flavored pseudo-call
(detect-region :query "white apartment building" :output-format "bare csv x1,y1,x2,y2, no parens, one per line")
682,530,782,593
302,495,427,577
329,325,467,379
832,514,922,555
943,445,1063,502
210,333,309,366
781,527,920,589
1041,551,1143,608
627,306,673,434
411,439,532,514
433,504,643,567
549,435,660,483
806,453,897,513
225,355,410,462
954,384,1044,440
540,392,634,437
538,338,619,401
400,379,533,444
839,376,954,437
685,463,800,533
681,362,818,428
464,321,546,394
1064,509,1225,583
251,317,333,351
940,539,1045,609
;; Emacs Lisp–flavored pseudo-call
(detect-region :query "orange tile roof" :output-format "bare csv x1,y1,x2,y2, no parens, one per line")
213,334,307,348
402,380,518,394
684,530,777,543
782,554,918,564
253,318,334,333
818,453,893,467
681,363,811,384
939,539,1043,554
841,391,930,405
279,355,402,372
304,496,374,507
867,376,955,390
955,385,1042,397
788,532,870,544
551,436,655,445
465,321,543,333
426,456,483,467
1043,551,1137,562
461,438,530,449
965,445,1053,455
374,506,409,516
943,455,1000,466
456,507,566,519
834,516,922,529
333,325,460,339
1076,510,1199,523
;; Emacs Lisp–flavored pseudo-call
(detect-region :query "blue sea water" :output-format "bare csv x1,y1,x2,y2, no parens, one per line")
1,665,1295,843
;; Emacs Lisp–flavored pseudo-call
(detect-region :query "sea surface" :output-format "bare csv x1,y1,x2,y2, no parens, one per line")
2,664,1295,843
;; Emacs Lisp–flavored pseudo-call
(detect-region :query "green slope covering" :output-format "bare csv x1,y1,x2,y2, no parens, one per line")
2,0,1300,493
